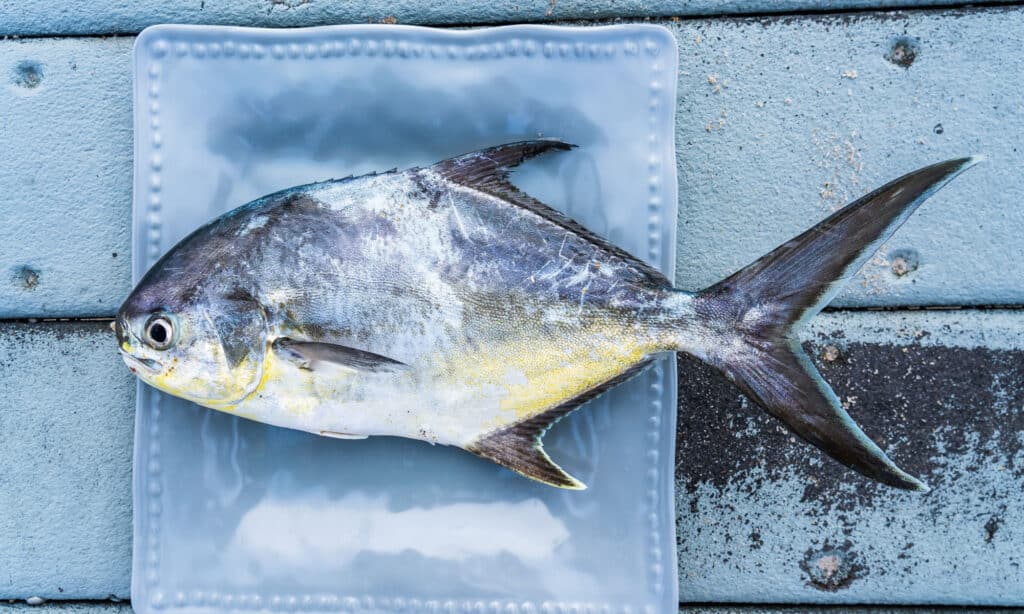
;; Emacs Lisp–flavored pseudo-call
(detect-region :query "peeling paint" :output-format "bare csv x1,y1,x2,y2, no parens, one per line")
11,60,42,88
670,8,1020,308
887,249,919,278
801,542,865,591
12,265,39,290
678,338,1024,506
0,321,134,599
677,314,1024,603
886,36,920,67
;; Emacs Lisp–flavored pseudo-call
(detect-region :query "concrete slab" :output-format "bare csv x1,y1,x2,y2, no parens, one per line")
678,310,1024,604
0,322,134,599
1,311,1022,602
2,8,1021,317
0,38,133,318
668,8,1022,306
0,1,1015,37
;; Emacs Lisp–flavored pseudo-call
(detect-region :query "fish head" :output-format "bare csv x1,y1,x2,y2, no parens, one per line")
116,274,268,410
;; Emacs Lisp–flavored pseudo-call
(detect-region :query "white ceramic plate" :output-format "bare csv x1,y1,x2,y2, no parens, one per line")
131,23,679,614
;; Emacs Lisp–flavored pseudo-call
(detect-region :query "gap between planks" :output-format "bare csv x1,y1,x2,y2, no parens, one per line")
1,0,1023,39
4,305,1024,327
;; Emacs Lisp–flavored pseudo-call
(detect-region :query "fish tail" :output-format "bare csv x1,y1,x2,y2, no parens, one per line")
683,156,982,491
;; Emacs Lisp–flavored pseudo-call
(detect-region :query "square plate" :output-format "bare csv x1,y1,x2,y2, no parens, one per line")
131,23,679,614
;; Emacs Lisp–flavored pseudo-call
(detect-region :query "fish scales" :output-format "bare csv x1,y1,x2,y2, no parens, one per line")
117,140,980,490
259,169,671,445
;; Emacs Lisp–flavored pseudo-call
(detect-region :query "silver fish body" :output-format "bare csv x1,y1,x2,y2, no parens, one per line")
117,141,979,489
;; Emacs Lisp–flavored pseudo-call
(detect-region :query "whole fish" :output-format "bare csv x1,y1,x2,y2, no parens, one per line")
115,141,978,490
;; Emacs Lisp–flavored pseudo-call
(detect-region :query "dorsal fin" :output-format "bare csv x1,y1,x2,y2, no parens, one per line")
431,141,671,288
433,139,574,190
466,358,654,489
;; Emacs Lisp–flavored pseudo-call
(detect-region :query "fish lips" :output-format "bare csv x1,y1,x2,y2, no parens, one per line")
120,350,160,373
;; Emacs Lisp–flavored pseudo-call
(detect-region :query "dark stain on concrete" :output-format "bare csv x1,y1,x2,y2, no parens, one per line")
267,0,311,9
985,515,1002,544
820,344,840,362
886,36,919,68
0,321,114,375
675,336,1024,508
12,60,43,88
800,541,865,591
888,248,920,277
749,529,763,550
14,265,40,290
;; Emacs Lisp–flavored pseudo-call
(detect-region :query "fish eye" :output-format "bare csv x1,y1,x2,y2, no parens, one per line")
144,315,176,350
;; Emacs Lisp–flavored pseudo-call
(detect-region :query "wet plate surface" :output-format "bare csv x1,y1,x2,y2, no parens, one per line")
131,24,679,614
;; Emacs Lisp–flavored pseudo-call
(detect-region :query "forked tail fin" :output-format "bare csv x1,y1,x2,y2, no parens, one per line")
693,156,982,490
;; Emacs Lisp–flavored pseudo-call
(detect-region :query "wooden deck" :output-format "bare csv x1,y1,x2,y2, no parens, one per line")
0,1,1022,611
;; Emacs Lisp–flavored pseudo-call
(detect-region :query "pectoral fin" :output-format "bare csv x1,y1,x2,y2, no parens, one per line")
272,338,408,373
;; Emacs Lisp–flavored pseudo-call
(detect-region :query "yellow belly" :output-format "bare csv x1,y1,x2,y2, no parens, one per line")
436,316,656,431
219,311,661,446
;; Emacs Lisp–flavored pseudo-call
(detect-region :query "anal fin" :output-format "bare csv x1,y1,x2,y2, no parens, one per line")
467,358,655,490
468,426,585,490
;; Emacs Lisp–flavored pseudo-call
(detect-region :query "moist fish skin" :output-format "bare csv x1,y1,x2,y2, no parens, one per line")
115,140,980,490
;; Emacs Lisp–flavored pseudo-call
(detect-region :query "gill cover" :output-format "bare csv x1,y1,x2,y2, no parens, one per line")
202,295,268,406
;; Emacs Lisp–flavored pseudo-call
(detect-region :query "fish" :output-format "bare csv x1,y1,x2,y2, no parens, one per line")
115,140,980,491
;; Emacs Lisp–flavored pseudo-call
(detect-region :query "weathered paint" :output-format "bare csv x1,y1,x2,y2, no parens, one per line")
679,310,1024,604
2,7,1023,317
0,37,134,319
0,322,134,600
0,605,1017,614
0,605,128,613
1,311,1023,601
668,8,1022,306
0,0,1017,36
680,610,1024,614
0,2,1021,608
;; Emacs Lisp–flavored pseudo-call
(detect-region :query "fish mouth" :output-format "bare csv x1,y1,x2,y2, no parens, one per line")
120,350,160,373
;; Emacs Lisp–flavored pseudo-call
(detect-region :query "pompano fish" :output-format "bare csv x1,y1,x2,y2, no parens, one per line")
115,141,979,490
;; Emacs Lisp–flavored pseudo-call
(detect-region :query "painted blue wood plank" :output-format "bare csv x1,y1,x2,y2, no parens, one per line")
1,8,1020,318
669,8,1023,306
679,605,1024,609
0,322,134,600
678,309,1024,604
0,605,127,613
0,37,134,319
1,311,1023,601
0,0,1016,36
0,605,1013,613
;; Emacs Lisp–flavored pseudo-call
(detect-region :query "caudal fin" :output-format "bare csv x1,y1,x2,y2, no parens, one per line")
693,157,982,491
